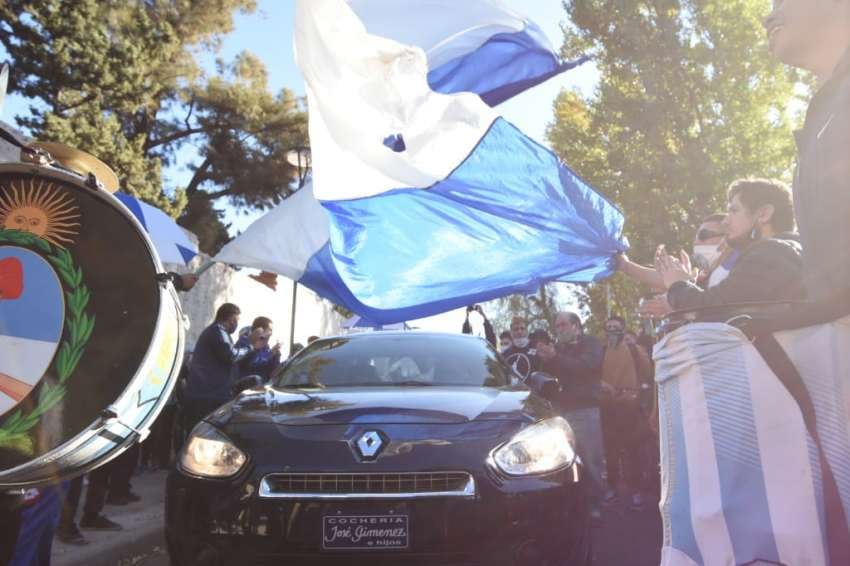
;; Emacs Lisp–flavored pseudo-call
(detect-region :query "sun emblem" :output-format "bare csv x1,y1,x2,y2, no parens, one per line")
0,180,80,247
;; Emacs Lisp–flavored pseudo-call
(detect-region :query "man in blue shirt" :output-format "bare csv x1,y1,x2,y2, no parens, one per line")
183,303,258,431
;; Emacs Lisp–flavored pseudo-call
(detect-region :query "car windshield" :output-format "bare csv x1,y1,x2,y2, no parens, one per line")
275,334,511,389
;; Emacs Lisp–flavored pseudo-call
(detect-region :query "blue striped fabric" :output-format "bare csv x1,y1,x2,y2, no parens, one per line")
655,321,850,566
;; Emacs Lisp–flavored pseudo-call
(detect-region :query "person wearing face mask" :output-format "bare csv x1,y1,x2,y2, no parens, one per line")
502,316,534,379
498,331,512,354
657,179,803,316
618,213,738,319
691,213,740,289
183,303,261,432
599,316,654,512
536,311,606,522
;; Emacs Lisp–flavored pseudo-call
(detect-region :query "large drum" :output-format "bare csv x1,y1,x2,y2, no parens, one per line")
0,162,184,487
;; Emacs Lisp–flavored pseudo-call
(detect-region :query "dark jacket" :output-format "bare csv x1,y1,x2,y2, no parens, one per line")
667,234,803,315
185,323,251,403
234,333,281,383
502,343,537,379
793,48,850,304
539,334,604,412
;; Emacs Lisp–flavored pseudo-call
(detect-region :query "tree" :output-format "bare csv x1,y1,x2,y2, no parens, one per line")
491,284,573,336
548,0,801,326
0,0,307,252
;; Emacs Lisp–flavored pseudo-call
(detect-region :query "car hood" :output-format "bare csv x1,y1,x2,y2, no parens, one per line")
222,385,550,426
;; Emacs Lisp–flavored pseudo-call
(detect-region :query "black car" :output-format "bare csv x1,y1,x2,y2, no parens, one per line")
166,332,591,566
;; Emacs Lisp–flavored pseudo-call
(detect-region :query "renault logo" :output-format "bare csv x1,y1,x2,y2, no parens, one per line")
356,430,385,460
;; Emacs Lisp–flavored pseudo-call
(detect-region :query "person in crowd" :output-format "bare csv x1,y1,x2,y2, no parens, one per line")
183,303,260,432
621,213,738,318
141,387,178,472
764,0,850,306
617,213,729,292
461,304,497,347
235,316,282,383
74,445,139,531
498,330,512,354
502,316,534,379
55,476,87,545
599,316,654,512
289,342,305,358
656,179,802,314
536,311,606,522
6,485,64,566
307,335,320,345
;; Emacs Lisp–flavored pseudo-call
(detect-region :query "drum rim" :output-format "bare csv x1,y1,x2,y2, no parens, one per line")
0,286,185,487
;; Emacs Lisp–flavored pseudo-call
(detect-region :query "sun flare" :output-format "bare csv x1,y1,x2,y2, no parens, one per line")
0,179,80,247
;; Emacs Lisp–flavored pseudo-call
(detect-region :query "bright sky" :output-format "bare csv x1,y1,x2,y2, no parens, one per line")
0,0,598,333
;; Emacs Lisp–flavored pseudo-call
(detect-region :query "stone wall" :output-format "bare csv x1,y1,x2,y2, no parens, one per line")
167,256,344,352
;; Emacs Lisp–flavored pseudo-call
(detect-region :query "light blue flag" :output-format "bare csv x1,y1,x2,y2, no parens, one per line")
115,192,198,265
216,0,626,324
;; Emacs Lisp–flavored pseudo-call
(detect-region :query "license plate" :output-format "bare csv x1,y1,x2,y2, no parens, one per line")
322,514,409,550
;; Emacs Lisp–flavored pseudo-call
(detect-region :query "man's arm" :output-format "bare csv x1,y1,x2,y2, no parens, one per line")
211,326,252,365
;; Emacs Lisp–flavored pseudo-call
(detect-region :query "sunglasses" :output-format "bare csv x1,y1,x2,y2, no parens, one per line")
696,228,724,242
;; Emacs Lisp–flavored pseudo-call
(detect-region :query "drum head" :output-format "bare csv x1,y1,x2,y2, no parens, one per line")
0,165,166,479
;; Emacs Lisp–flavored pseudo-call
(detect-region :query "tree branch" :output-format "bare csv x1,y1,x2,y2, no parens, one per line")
144,126,207,151
185,157,213,195
195,187,233,200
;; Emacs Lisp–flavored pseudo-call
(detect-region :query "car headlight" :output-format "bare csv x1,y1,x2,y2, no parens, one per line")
492,417,576,476
179,422,247,478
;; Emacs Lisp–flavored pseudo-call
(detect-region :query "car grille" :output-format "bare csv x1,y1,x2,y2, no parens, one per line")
259,471,476,499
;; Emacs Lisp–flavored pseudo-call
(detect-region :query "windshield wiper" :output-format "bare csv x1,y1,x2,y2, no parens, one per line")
392,380,433,386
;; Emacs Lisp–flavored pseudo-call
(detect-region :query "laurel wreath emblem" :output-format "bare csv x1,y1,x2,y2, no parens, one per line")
0,229,95,451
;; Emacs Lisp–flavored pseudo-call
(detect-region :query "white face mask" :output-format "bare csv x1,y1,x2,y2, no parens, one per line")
692,244,722,270
512,337,529,349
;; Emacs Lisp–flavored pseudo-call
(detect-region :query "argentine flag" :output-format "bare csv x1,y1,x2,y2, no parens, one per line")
216,0,626,324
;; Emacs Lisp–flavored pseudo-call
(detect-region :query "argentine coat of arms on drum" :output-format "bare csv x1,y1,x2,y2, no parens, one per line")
0,179,94,450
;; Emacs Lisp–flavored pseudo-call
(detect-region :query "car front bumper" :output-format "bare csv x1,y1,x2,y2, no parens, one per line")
165,465,589,566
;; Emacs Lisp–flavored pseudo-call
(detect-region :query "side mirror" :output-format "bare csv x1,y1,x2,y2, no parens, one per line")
526,371,561,400
232,374,263,396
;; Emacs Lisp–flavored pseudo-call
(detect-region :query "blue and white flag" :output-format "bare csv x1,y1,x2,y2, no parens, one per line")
347,0,589,107
654,321,850,566
115,192,198,265
215,0,626,324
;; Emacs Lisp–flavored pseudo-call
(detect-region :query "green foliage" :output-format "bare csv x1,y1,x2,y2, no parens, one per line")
549,0,801,325
0,0,307,253
491,284,568,336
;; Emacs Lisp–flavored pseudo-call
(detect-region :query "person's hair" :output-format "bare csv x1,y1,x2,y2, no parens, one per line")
215,303,240,323
727,178,795,233
606,315,626,329
510,316,527,328
251,316,273,331
499,330,512,340
307,335,320,344
701,213,726,225
558,311,583,334
529,329,552,345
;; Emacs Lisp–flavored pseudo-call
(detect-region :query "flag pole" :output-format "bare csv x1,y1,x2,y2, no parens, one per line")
289,280,298,352
285,146,311,352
